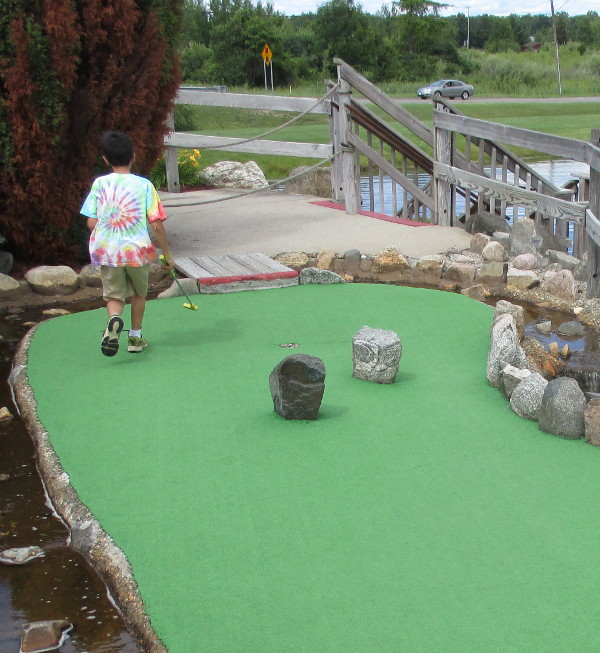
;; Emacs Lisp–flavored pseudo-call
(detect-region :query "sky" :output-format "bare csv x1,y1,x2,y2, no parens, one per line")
272,0,596,18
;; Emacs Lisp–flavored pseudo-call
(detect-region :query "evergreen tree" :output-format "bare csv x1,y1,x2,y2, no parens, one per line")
0,0,182,262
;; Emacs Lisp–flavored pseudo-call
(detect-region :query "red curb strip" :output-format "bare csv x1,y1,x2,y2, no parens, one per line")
310,200,430,227
198,270,299,285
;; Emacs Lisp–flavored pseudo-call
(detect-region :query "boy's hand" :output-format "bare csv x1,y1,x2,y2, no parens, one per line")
160,253,174,269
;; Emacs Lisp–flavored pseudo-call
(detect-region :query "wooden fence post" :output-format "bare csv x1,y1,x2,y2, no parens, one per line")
434,122,453,226
587,129,600,297
328,80,344,203
165,113,181,193
335,64,359,214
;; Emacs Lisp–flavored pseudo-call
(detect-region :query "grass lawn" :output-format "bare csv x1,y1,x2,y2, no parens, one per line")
179,101,598,178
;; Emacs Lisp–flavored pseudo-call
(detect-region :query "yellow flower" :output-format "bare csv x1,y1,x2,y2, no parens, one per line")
193,149,201,158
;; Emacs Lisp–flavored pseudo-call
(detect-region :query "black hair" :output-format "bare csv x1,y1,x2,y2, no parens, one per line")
101,131,134,167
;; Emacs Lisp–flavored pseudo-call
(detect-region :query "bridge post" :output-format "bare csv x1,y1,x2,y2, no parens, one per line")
335,64,359,214
165,113,181,193
328,80,344,204
434,122,453,226
586,129,600,297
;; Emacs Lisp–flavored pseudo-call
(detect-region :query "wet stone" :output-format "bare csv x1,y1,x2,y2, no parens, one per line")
0,406,13,421
536,320,552,335
0,546,45,565
269,354,326,420
20,620,73,653
557,320,584,337
353,326,402,384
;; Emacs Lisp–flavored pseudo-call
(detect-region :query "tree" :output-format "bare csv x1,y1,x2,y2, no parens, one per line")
0,0,182,263
311,0,379,75
485,16,519,52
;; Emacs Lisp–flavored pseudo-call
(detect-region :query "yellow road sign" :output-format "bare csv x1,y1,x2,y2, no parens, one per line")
261,44,272,64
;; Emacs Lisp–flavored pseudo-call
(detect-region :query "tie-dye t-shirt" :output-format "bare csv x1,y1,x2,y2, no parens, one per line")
80,173,167,267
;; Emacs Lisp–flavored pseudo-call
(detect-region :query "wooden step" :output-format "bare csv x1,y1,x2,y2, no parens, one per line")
173,253,299,294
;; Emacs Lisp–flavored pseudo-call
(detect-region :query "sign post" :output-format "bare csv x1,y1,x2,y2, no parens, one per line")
261,44,273,94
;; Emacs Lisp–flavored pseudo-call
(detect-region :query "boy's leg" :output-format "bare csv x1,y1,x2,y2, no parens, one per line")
126,267,150,353
100,267,127,357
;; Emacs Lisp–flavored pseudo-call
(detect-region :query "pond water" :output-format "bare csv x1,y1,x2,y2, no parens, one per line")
0,302,141,652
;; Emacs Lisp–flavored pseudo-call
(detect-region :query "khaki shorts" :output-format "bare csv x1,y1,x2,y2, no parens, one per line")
101,265,149,302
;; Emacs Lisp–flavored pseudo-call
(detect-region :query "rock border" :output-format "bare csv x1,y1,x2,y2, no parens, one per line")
10,324,167,653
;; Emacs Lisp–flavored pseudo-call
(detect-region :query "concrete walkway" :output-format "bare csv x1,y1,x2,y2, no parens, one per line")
161,189,472,260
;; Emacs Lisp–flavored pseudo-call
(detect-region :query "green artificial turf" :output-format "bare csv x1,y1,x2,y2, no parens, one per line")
26,284,600,652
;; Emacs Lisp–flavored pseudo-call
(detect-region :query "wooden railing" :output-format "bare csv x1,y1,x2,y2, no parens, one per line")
164,61,599,294
433,115,600,294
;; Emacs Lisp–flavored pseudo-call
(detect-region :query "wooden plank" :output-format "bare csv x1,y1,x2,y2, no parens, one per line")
434,111,590,162
586,209,600,248
175,90,331,114
190,256,234,277
347,131,434,209
434,162,586,224
244,253,293,273
173,257,215,279
165,133,332,159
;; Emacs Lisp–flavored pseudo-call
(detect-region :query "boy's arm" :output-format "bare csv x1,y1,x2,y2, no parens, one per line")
86,217,97,232
151,220,174,268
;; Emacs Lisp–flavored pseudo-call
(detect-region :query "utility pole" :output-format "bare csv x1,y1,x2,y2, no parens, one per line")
550,0,562,95
466,5,470,49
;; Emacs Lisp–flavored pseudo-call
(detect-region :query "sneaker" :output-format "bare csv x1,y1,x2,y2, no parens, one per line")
101,315,124,357
127,335,148,353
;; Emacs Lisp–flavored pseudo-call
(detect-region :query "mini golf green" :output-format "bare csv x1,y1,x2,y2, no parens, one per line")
25,284,600,652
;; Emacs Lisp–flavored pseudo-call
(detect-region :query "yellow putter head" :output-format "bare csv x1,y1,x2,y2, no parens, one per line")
160,255,199,312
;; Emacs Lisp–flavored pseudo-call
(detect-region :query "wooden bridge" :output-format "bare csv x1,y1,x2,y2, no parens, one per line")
164,59,600,296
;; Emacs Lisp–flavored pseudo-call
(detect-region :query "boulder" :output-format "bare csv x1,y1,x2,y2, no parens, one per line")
443,262,476,285
274,252,310,269
487,314,527,388
500,364,531,399
538,377,586,439
371,247,410,274
343,249,362,276
541,269,577,300
536,320,552,335
269,354,326,420
482,241,508,262
202,160,268,189
512,253,538,270
299,268,345,284
316,249,336,270
461,284,486,302
414,255,444,278
469,233,492,254
0,251,14,275
510,217,567,256
476,262,507,285
464,211,511,236
506,268,539,291
584,397,600,446
284,166,331,197
494,300,525,341
510,373,548,420
0,272,22,297
556,320,584,337
493,232,511,249
78,264,102,288
24,265,79,296
352,325,402,384
20,620,73,653
547,250,580,271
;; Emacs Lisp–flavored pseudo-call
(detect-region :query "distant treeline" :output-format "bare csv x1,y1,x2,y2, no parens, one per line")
180,0,600,86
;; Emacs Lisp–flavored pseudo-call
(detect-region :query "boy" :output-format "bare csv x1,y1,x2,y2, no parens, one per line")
81,130,174,356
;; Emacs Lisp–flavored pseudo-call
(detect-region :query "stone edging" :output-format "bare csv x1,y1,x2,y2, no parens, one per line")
10,323,166,653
